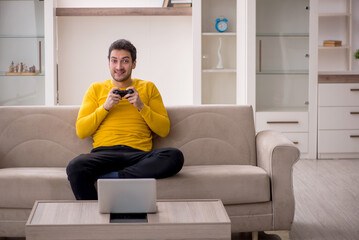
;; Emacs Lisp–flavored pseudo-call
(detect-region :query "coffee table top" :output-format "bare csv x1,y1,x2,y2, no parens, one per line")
27,199,230,226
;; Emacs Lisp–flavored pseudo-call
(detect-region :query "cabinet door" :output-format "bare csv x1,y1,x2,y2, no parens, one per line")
0,0,45,106
256,0,310,112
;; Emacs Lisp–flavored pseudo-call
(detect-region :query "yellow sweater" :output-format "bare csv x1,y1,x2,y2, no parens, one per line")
76,79,170,151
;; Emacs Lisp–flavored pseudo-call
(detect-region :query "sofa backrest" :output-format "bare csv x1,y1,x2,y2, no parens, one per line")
0,106,92,168
0,105,256,168
153,105,256,166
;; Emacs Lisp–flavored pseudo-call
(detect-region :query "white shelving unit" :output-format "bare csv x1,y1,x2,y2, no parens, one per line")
193,0,242,105
318,0,352,72
194,0,317,158
317,0,359,159
0,0,45,106
0,0,58,106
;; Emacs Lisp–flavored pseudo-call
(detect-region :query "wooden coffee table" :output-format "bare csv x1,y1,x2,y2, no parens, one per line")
26,199,231,240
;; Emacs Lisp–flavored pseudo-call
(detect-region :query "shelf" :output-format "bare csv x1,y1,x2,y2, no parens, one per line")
256,106,308,112
318,71,359,75
202,32,236,36
203,69,236,73
56,7,192,16
318,74,359,83
0,71,44,76
257,33,309,38
257,70,308,75
0,0,42,1
0,35,44,39
318,45,350,49
318,13,351,17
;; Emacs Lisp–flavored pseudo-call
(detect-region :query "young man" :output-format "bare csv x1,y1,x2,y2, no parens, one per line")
66,39,184,200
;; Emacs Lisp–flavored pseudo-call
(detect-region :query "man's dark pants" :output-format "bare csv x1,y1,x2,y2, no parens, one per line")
66,145,184,200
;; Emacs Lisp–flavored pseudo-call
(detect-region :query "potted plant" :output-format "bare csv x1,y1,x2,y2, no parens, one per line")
355,49,359,60
354,50,359,70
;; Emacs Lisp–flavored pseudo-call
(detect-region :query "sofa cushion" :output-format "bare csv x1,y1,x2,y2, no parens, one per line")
0,165,270,208
157,165,270,205
0,168,75,209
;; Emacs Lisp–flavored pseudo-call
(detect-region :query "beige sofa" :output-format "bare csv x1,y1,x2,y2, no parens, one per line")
0,105,299,238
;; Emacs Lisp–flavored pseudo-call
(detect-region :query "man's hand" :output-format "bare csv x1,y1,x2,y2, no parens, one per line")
124,87,144,111
103,87,121,111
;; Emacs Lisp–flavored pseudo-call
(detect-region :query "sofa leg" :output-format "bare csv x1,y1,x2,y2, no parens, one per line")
264,230,290,240
252,231,258,240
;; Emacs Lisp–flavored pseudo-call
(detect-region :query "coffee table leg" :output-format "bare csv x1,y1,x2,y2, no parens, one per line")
252,231,258,240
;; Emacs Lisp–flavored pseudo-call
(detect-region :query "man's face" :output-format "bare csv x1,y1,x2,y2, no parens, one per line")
109,49,136,83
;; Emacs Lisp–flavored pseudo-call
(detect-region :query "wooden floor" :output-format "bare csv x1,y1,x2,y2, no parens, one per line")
2,159,359,240
232,159,359,240
291,159,359,240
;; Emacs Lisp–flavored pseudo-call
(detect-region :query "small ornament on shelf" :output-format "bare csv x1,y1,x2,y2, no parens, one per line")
6,61,37,76
170,0,192,8
216,37,224,69
215,17,228,33
323,40,342,47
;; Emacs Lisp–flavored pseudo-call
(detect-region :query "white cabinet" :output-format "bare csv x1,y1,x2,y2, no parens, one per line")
316,0,359,159
255,111,310,155
193,0,241,104
318,81,359,159
252,0,317,159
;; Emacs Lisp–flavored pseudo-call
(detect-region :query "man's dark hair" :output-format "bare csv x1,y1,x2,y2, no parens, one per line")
108,39,137,62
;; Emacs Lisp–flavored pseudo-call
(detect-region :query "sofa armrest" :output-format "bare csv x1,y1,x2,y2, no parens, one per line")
256,130,300,230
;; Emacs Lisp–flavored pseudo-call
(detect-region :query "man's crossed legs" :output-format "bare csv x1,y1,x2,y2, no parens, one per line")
66,145,184,200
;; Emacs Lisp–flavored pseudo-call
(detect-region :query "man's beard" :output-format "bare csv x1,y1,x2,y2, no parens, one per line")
112,71,131,82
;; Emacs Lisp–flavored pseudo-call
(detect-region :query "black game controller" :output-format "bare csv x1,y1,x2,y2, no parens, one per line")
113,89,134,97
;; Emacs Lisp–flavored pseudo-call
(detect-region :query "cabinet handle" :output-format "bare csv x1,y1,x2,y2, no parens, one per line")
350,89,359,92
350,135,359,138
259,40,262,72
267,121,299,124
350,112,359,115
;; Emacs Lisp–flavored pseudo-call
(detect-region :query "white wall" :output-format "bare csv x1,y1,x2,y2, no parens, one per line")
57,16,193,106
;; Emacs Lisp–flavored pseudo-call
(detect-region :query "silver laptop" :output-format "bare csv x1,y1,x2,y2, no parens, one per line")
97,178,157,214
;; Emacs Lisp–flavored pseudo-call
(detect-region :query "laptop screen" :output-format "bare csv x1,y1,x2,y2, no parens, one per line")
97,178,157,214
